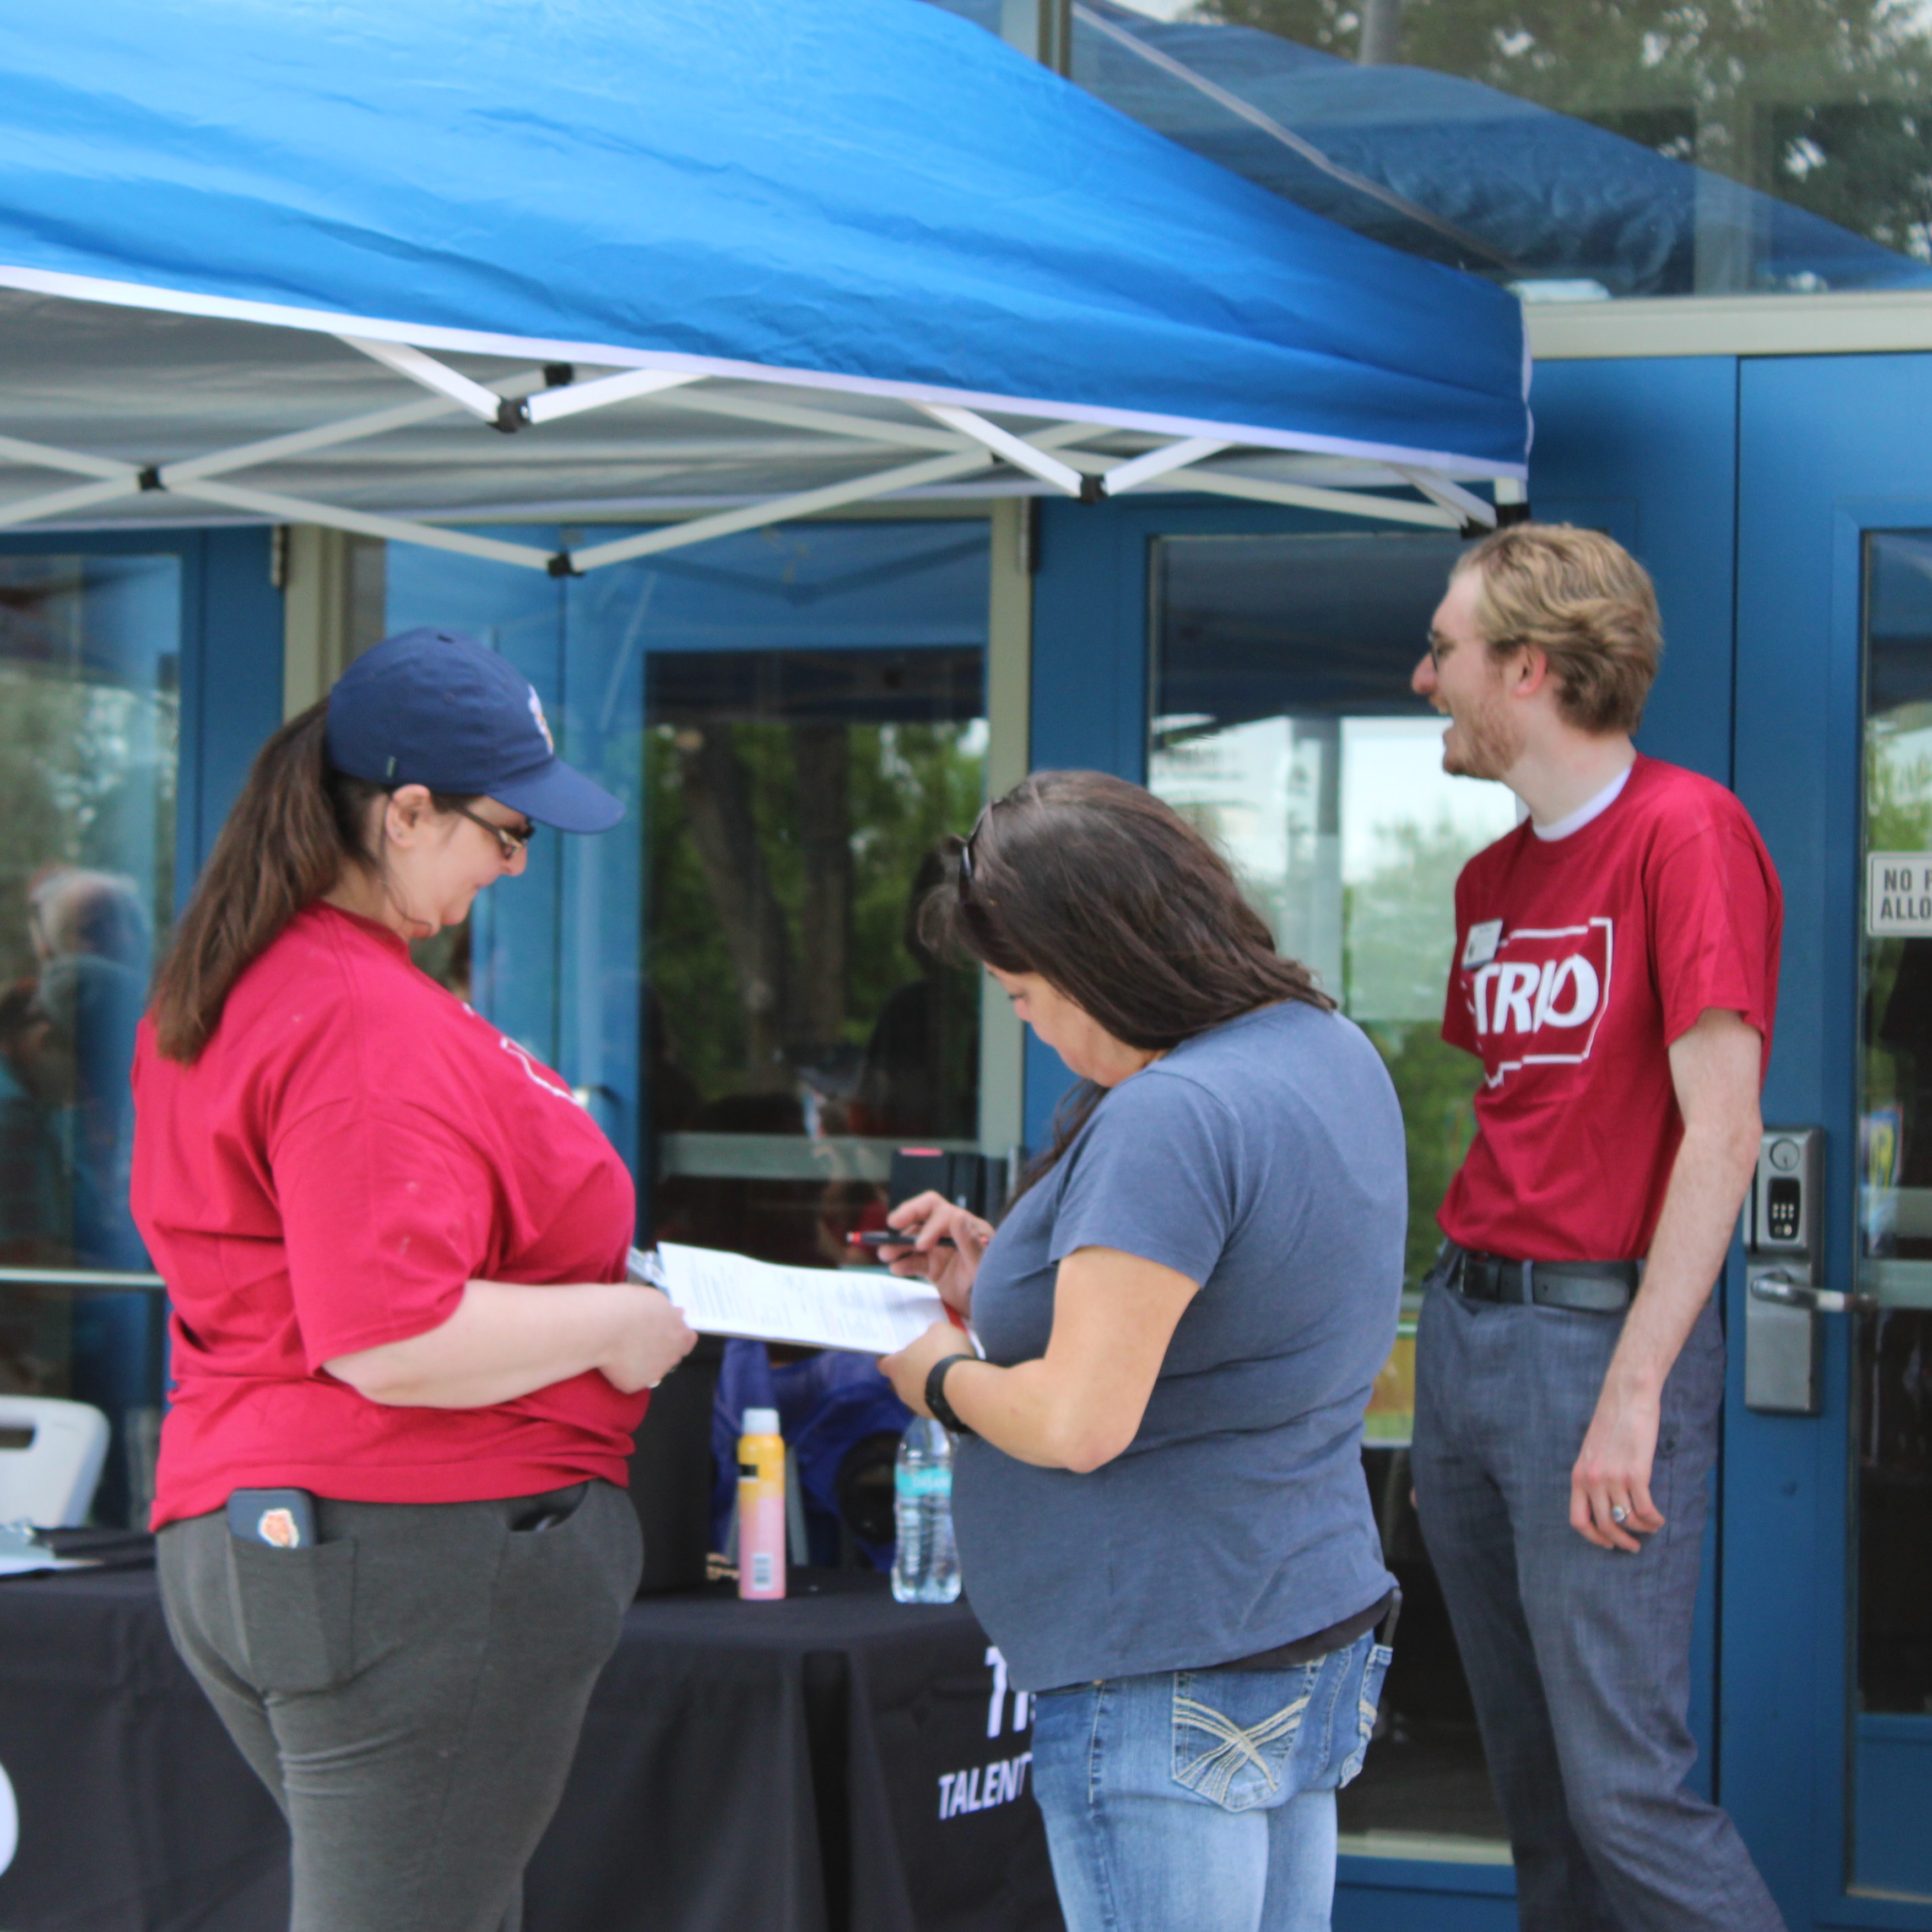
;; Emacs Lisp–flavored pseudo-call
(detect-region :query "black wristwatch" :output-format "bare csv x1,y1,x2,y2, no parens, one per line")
924,1354,979,1437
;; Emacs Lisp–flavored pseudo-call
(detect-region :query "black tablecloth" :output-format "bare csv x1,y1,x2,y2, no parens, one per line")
0,1562,1062,1932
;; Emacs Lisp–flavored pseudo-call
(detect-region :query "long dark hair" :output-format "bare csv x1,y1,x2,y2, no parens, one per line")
149,703,462,1062
921,769,1334,1198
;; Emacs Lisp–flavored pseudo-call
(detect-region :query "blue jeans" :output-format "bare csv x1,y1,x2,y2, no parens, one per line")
1030,1632,1389,1932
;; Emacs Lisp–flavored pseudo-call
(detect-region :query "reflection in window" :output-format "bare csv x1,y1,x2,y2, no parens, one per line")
646,648,986,1268
1157,706,1520,1287
1152,536,1517,1284
923,0,1932,294
1153,530,1514,1854
0,553,179,1527
1855,535,1932,1773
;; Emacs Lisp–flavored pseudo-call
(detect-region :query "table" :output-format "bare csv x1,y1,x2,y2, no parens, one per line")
0,1561,1062,1932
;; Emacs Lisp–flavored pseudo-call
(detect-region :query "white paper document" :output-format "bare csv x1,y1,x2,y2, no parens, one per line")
634,1242,953,1355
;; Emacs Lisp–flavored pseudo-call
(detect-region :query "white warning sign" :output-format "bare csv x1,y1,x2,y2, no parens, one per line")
1868,853,1932,935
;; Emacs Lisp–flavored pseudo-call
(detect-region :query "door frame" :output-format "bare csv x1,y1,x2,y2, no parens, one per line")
1729,350,1932,1931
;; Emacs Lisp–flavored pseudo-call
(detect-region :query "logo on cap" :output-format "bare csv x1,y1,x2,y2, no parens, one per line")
528,689,555,755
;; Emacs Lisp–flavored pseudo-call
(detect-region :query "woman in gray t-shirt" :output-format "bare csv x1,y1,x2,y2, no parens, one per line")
879,770,1405,1932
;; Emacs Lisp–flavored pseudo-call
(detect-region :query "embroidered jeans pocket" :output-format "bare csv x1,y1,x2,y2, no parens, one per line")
1333,1641,1393,1789
1169,1668,1315,1813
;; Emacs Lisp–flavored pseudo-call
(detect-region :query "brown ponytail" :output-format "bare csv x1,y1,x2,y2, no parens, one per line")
150,702,389,1061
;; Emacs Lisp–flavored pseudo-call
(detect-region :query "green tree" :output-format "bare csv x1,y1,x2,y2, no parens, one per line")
1363,1022,1483,1288
1341,812,1492,1287
1866,706,1932,854
645,709,984,1114
1345,814,1469,1024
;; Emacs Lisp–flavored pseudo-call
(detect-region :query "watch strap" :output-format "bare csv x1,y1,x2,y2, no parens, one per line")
924,1354,979,1437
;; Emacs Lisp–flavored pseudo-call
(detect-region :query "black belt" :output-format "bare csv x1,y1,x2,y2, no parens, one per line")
1442,1242,1639,1316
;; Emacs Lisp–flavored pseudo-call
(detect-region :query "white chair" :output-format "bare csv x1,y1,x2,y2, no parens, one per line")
0,1397,111,1528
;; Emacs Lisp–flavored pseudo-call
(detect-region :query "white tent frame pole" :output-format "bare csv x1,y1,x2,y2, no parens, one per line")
1166,469,1462,528
163,366,577,484
0,321,1496,556
166,477,559,570
1101,436,1232,495
1392,466,1496,529
337,342,970,456
654,388,968,453
0,401,992,565
1035,443,1462,527
0,475,143,529
568,423,1098,571
570,450,995,571
339,340,703,435
164,394,463,483
918,404,1086,496
523,367,703,425
339,335,505,421
170,413,1080,573
0,434,142,481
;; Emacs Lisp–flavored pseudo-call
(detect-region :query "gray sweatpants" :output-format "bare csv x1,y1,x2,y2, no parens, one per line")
158,1479,642,1932
1412,1282,1785,1932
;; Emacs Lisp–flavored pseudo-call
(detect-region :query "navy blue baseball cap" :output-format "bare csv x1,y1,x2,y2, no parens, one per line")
325,627,623,833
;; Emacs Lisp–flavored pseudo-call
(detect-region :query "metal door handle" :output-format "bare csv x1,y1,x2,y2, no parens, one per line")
1747,1270,1876,1316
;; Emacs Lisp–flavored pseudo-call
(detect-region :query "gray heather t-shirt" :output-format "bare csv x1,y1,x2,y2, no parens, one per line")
953,1000,1405,1692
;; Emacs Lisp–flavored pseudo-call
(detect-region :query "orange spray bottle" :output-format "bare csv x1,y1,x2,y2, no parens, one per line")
737,1406,787,1600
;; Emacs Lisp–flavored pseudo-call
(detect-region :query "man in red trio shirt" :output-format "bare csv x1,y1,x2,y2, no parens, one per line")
1410,524,1787,1932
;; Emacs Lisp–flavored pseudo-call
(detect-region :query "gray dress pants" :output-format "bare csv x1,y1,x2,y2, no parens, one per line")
158,1479,642,1932
1412,1282,1785,1932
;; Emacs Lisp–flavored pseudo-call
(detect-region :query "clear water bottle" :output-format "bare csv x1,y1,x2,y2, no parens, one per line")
891,1415,962,1604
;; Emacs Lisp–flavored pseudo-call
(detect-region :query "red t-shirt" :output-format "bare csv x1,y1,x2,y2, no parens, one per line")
132,902,646,1529
1438,755,1782,1263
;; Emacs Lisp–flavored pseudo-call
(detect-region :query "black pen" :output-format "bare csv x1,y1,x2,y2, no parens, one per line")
846,1230,958,1250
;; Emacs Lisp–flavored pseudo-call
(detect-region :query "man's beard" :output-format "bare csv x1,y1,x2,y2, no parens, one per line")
1441,688,1523,781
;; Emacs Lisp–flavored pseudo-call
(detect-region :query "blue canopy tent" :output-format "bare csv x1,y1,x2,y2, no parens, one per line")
0,0,1529,575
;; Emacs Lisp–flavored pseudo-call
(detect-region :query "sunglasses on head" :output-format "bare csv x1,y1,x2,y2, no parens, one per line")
956,802,993,900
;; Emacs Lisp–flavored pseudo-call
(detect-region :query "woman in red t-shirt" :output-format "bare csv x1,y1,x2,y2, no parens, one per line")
132,627,695,1932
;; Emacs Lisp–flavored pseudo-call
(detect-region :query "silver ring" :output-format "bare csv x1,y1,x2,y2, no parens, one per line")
1610,1505,1629,1525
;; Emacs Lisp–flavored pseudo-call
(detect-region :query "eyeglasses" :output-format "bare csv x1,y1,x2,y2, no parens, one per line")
452,803,535,862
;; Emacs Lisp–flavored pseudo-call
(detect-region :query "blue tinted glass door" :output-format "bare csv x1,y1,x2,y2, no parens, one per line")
1149,527,1517,1867
1845,531,1932,1906
0,551,181,1526
1732,351,1932,1929
594,523,992,1265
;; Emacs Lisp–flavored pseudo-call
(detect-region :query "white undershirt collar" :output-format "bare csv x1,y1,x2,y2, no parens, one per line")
1531,762,1634,842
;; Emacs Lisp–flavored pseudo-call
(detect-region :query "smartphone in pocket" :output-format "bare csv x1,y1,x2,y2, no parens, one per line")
227,1488,318,1549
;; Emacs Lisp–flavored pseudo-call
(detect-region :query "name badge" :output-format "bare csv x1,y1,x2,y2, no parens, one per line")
1462,919,1503,968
